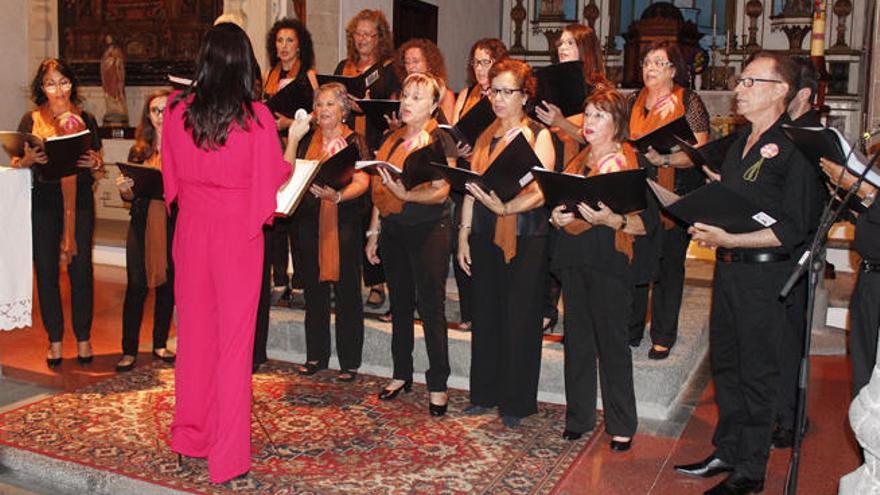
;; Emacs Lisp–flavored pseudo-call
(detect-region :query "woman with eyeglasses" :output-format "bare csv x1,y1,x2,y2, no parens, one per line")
287,83,370,382
535,23,608,334
549,89,659,452
365,73,454,417
10,59,104,368
457,59,555,427
162,23,293,483
114,89,177,372
627,41,710,360
336,9,400,313
394,38,457,124
447,38,508,333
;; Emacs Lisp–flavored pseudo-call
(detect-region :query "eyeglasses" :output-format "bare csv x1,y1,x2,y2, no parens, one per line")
641,59,673,69
353,31,378,40
150,106,166,116
471,58,494,69
487,87,523,98
43,80,72,94
734,77,784,88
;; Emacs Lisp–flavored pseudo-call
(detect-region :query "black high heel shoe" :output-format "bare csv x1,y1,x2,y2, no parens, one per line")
152,348,177,364
46,356,62,368
76,341,93,365
429,392,448,417
378,379,412,401
297,361,327,376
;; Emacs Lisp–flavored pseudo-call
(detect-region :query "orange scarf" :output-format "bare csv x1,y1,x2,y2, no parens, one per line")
470,118,537,264
561,143,639,262
264,60,301,97
142,152,168,288
371,120,437,217
628,85,685,228
304,125,354,282
460,85,484,117
32,107,87,265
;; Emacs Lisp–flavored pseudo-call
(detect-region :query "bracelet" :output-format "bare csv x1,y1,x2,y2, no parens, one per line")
458,224,472,230
365,229,380,238
619,214,628,231
335,191,343,204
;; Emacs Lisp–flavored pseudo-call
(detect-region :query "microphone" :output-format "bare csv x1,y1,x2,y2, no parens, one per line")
294,108,310,121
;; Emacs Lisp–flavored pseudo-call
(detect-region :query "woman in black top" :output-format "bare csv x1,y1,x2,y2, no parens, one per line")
286,83,371,382
10,58,103,367
114,89,177,372
627,41,710,360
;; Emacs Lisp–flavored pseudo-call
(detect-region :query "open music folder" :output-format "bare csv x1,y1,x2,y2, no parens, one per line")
355,99,400,133
532,168,647,218
265,80,314,118
0,130,94,181
312,144,359,191
648,179,778,233
438,96,495,146
117,162,164,200
430,133,541,202
629,115,696,155
675,134,738,173
355,140,446,190
782,124,880,188
534,60,587,117
317,65,381,99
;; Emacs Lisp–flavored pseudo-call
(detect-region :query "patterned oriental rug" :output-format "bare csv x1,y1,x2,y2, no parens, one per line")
0,363,602,494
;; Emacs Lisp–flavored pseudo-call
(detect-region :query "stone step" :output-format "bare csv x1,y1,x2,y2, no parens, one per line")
267,283,712,423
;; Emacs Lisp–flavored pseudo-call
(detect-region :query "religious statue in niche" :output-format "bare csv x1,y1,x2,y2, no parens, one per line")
535,0,576,21
100,35,129,127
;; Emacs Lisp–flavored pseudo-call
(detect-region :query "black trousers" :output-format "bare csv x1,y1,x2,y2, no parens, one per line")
450,199,472,323
628,224,689,347
297,213,365,371
379,217,451,391
121,204,176,356
851,270,880,397
253,228,272,366
558,265,637,436
469,233,546,417
710,261,789,480
270,215,303,289
32,178,94,343
543,230,562,321
776,274,808,430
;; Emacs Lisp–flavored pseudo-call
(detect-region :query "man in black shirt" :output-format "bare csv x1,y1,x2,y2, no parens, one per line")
673,52,821,495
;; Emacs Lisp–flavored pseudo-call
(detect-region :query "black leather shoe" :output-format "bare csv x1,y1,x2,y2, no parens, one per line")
674,455,734,478
46,357,62,368
152,349,176,364
378,380,412,400
336,370,358,382
116,356,137,372
429,402,448,416
648,345,671,360
628,337,642,348
610,438,632,452
77,355,93,365
704,473,764,495
562,430,583,441
296,361,327,376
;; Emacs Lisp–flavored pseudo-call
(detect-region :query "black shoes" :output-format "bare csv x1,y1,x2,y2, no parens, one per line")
76,341,93,365
562,430,583,441
429,392,448,417
704,473,764,495
46,356,62,368
365,287,386,308
462,404,491,416
610,438,632,452
628,337,642,348
501,415,522,428
771,418,809,448
336,370,358,382
648,345,671,360
152,349,176,364
674,455,734,478
296,361,327,376
378,379,412,400
116,355,137,372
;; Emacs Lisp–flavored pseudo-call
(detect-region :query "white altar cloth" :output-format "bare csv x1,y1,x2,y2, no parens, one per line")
0,167,32,330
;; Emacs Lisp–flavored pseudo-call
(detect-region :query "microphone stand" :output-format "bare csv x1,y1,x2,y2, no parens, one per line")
782,148,880,495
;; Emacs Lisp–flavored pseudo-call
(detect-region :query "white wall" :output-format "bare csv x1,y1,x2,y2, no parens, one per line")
0,0,29,132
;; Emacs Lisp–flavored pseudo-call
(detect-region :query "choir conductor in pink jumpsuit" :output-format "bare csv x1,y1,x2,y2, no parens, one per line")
161,23,294,483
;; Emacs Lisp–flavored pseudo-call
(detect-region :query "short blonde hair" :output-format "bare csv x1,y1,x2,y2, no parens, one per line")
402,72,445,104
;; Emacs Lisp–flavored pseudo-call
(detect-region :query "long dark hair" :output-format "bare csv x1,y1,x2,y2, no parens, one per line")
30,58,82,107
344,9,394,65
558,24,608,87
265,18,315,71
129,89,171,163
466,38,508,87
174,23,262,151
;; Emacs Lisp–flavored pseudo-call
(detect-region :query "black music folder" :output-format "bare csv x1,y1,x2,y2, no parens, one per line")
1,130,95,180
533,168,647,218
355,140,445,190
117,162,164,200
675,134,738,173
629,115,696,155
782,124,880,187
438,96,495,146
265,80,314,118
430,133,541,202
317,65,380,99
356,99,400,133
648,179,778,233
312,144,359,190
534,61,587,117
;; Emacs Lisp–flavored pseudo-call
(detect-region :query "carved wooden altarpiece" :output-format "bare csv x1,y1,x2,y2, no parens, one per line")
59,0,223,86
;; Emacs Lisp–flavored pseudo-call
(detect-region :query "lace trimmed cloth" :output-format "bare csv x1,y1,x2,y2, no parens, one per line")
0,167,32,330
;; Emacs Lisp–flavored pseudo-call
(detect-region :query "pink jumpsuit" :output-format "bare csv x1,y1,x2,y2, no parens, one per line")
161,95,291,483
